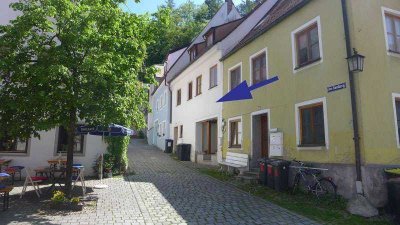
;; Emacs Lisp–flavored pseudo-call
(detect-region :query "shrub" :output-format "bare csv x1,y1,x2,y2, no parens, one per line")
51,191,66,204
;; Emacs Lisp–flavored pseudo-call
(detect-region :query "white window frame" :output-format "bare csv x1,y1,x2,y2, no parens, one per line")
228,62,242,91
382,7,400,58
249,48,268,85
392,93,400,148
291,16,323,73
228,116,243,149
295,97,329,150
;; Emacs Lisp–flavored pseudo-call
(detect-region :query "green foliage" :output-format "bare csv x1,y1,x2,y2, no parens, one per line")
237,0,263,15
105,137,129,173
0,0,154,139
146,0,214,65
51,191,66,204
70,197,80,204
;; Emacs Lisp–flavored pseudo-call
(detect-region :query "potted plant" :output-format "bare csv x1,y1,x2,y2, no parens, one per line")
385,168,400,179
103,153,114,178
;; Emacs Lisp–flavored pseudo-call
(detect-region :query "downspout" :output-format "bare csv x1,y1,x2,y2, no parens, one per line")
341,0,363,194
164,62,173,124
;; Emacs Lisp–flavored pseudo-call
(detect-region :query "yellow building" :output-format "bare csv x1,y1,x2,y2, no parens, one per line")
220,0,400,207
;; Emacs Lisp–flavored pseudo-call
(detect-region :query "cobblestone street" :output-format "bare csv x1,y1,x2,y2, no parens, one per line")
0,139,318,225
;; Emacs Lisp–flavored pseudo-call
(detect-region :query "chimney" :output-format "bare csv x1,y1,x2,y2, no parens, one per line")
226,0,233,14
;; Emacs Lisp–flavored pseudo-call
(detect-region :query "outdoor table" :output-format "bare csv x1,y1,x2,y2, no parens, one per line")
0,186,13,211
0,159,12,172
48,168,66,192
47,159,67,169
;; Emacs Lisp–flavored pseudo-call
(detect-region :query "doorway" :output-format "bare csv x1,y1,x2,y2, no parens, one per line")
173,126,178,152
251,112,269,167
201,120,217,155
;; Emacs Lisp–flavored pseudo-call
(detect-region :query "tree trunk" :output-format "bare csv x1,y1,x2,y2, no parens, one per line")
65,108,77,198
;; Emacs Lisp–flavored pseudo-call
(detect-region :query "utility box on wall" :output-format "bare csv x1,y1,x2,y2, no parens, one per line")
270,132,283,157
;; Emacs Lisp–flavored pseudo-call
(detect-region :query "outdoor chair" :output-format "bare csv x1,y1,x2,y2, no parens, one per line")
20,168,48,198
72,164,86,195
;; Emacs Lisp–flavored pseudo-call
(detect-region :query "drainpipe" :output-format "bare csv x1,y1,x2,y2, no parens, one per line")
341,0,363,194
164,61,173,124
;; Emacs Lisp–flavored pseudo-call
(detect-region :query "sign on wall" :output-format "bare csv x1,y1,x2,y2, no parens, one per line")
327,82,346,93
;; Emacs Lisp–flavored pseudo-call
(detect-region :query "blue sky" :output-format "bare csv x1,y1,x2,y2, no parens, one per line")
121,0,242,14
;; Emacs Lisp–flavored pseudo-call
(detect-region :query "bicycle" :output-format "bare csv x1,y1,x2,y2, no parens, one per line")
291,159,337,199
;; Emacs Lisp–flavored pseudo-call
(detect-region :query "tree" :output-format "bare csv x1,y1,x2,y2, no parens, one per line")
237,0,262,15
204,0,223,20
0,0,154,197
146,1,207,65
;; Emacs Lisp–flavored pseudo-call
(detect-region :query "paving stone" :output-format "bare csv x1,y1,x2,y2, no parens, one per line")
0,139,319,225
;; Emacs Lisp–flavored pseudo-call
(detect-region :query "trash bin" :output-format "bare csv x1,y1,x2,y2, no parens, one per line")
165,139,173,153
266,161,275,189
272,160,291,192
387,178,400,217
177,144,191,161
258,158,267,185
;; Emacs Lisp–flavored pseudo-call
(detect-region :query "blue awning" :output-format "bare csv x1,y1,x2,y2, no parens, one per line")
77,124,134,137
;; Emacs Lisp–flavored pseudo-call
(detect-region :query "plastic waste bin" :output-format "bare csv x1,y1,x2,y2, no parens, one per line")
266,161,275,189
177,144,191,161
387,178,400,217
272,160,291,192
165,139,173,153
258,158,267,185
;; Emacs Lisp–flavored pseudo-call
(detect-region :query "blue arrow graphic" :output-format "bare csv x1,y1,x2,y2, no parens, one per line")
217,76,279,102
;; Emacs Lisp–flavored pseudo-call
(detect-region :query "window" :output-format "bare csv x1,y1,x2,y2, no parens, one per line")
296,23,320,67
299,103,325,146
177,89,181,106
196,75,202,96
190,48,197,61
188,82,193,100
385,12,400,53
57,126,84,154
230,65,241,90
209,65,218,89
206,33,214,47
251,52,267,84
393,93,400,148
0,132,28,154
291,17,323,71
179,125,183,138
229,119,242,148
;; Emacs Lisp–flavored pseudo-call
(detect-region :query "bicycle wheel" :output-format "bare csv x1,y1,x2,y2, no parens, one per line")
314,177,337,199
292,174,308,194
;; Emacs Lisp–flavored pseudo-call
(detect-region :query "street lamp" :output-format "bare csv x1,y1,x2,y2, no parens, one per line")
346,48,365,73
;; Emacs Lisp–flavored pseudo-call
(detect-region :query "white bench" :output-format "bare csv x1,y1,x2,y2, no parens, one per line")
219,152,249,174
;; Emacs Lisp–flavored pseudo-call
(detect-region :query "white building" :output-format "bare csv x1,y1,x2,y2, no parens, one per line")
0,0,107,175
166,0,278,164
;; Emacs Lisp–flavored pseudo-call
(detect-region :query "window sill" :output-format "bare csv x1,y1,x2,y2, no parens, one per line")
56,153,85,157
297,145,326,151
195,93,202,97
294,58,322,73
209,85,218,90
388,50,400,58
0,152,28,156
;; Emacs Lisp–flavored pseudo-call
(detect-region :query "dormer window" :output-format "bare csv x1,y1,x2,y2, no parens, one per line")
206,33,214,47
190,47,198,61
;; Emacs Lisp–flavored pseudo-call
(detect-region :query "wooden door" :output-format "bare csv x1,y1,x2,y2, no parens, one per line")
173,126,178,151
260,115,269,157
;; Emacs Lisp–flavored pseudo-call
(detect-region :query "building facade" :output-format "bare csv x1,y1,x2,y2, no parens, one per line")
220,0,400,207
167,1,242,164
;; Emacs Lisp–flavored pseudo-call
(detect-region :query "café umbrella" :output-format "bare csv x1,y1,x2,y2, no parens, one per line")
76,124,134,189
